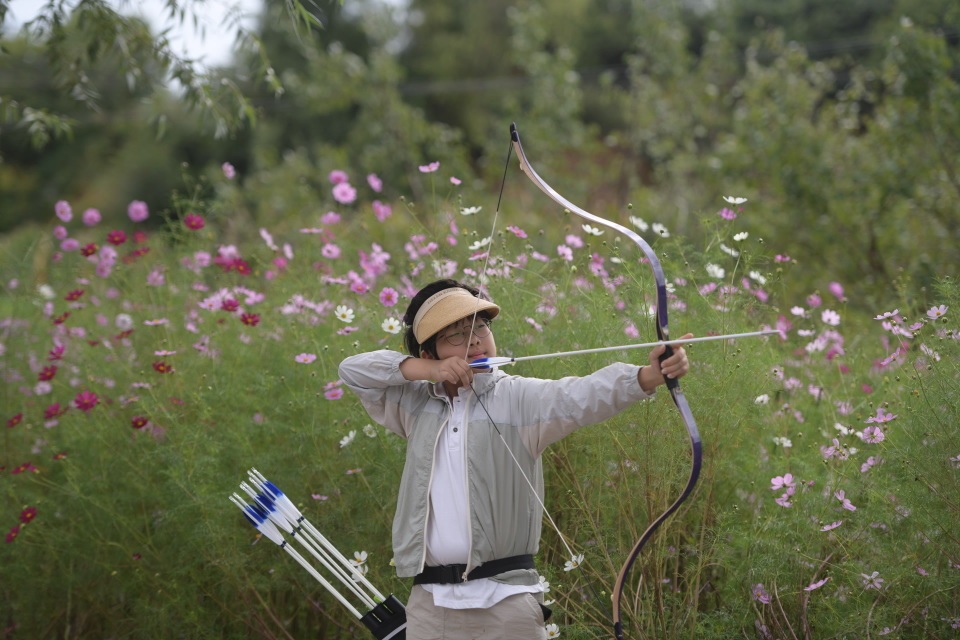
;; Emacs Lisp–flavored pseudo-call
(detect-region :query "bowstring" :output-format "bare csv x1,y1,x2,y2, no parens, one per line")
463,135,580,566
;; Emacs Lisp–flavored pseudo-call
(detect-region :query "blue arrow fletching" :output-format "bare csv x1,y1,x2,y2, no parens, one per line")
255,493,276,512
244,505,264,525
263,480,284,499
469,356,513,368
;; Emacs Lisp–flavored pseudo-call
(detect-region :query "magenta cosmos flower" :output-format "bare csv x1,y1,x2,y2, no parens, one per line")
184,213,205,230
74,390,99,412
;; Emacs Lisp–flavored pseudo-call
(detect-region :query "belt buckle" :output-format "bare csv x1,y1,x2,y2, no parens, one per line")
441,564,466,583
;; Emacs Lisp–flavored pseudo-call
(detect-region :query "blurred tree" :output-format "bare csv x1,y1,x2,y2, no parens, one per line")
0,0,326,153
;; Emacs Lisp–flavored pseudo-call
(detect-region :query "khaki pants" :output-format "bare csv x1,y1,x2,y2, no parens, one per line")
405,585,548,640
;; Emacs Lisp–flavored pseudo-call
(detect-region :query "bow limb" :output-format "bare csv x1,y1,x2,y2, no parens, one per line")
509,123,703,640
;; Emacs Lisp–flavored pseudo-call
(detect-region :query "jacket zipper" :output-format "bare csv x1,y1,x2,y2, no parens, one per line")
419,397,451,575
462,389,474,580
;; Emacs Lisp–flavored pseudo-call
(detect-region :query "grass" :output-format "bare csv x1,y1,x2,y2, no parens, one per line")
2,167,958,639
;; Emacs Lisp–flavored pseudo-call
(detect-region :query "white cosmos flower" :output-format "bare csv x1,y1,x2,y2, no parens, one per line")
563,553,584,571
920,344,940,361
363,423,378,438
468,237,491,251
723,196,748,204
834,422,853,436
335,305,355,323
37,284,56,300
652,222,670,237
546,623,561,638
749,270,767,285
733,231,749,241
773,436,793,448
382,317,402,334
719,243,740,257
705,263,725,279
755,394,770,405
538,575,551,592
339,430,357,448
460,206,482,215
581,224,604,236
629,216,649,231
351,550,368,565
350,563,370,580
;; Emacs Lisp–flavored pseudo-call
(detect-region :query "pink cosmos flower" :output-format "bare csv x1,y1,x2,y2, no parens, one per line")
751,584,771,604
222,162,236,179
325,387,343,400
507,225,528,238
295,353,317,364
829,282,844,299
927,304,948,319
55,200,72,222
332,182,357,204
61,238,80,252
861,426,885,444
804,577,830,591
834,489,856,511
418,161,440,173
861,571,883,590
450,176,461,185
865,407,897,424
321,243,341,259
328,170,349,184
379,287,399,307
770,473,796,491
372,200,392,222
820,521,842,531
146,269,165,286
53,225,68,239
321,211,341,224
367,173,382,192
82,208,102,226
718,207,736,220
128,200,149,222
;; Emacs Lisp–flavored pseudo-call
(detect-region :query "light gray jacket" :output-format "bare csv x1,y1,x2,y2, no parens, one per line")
338,350,653,583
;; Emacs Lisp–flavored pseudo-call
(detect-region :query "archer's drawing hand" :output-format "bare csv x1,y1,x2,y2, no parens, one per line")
430,356,475,389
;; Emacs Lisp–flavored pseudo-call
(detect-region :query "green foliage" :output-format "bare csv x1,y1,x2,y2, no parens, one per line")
2,146,958,638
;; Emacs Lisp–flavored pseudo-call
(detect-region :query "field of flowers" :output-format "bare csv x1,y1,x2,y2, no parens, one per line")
2,160,958,639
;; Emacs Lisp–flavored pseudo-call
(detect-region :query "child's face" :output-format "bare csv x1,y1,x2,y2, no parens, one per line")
425,316,497,363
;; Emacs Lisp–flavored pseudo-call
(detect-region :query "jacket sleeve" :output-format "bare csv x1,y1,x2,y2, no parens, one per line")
338,350,420,437
496,362,655,455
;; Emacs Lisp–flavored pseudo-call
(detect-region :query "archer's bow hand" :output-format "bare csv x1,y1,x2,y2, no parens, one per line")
639,333,692,394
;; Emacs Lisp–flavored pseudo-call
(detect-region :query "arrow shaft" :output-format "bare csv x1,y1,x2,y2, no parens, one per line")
471,329,778,367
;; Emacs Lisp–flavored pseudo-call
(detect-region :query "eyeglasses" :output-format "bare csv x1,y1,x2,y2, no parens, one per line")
440,319,493,346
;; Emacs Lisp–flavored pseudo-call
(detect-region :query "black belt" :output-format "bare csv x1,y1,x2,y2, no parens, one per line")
413,554,536,585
